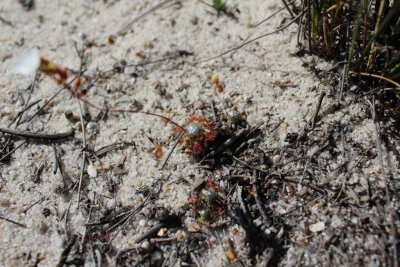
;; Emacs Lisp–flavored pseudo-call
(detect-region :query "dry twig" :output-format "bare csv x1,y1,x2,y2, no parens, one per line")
369,97,398,267
0,215,27,228
0,128,74,140
196,10,306,63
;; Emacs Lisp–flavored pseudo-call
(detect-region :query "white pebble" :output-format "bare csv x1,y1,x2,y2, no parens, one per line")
13,48,40,77
141,240,151,251
309,221,325,233
87,164,97,178
351,217,359,225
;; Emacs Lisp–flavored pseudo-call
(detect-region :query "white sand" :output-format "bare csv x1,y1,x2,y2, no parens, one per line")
1,0,397,266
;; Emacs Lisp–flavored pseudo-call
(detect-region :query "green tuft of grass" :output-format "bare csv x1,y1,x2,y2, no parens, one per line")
212,0,226,13
346,0,366,75
290,0,400,86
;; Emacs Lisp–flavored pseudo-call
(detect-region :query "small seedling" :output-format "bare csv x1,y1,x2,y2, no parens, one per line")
212,0,226,14
226,110,240,124
199,0,232,17
199,209,212,223
202,189,218,203
174,116,218,155
187,176,224,224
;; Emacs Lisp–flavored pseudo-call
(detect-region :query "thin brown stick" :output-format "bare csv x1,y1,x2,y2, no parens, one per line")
190,252,201,267
0,15,13,27
11,76,38,128
253,2,294,28
237,186,251,224
293,90,326,147
195,10,305,64
0,128,74,140
10,99,41,128
353,72,400,89
80,97,185,131
232,156,327,194
0,140,27,162
80,205,93,252
94,142,135,158
311,90,326,129
252,183,271,225
117,0,175,35
369,97,398,267
0,215,27,228
278,175,327,195
21,76,80,124
134,222,163,244
76,98,87,209
161,130,186,170
281,0,295,19
22,197,43,213
106,180,161,245
56,234,77,267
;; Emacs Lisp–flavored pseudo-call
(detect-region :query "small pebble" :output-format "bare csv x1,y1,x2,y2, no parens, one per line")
150,250,164,266
140,240,151,251
86,121,100,135
309,221,325,233
253,218,262,227
157,228,167,237
138,219,147,227
87,164,97,178
106,199,116,209
175,230,185,242
264,228,272,235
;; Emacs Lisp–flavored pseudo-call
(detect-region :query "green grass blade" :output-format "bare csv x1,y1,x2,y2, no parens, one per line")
212,0,226,12
346,0,366,75
363,1,400,66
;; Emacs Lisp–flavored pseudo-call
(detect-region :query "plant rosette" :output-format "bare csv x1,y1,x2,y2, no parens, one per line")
175,116,218,155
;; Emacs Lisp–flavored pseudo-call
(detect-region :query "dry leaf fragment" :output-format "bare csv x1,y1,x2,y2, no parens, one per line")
135,50,146,58
187,223,200,233
304,222,311,235
212,73,220,84
226,248,237,261
154,141,163,159
36,254,46,263
147,137,164,160
175,230,185,242
212,73,224,92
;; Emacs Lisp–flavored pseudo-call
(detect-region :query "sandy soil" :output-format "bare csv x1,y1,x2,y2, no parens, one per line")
1,0,399,266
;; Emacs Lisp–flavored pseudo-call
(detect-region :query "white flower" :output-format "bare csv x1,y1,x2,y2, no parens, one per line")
13,48,40,77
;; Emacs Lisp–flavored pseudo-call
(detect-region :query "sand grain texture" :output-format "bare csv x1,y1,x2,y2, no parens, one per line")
1,1,399,266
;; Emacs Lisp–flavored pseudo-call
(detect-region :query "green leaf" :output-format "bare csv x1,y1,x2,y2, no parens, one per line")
212,0,226,11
